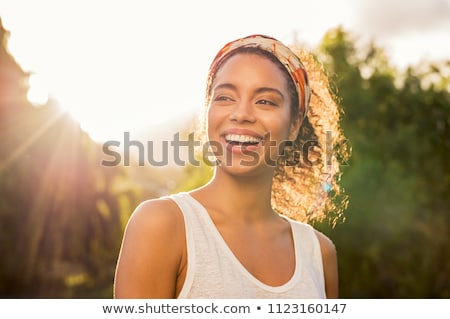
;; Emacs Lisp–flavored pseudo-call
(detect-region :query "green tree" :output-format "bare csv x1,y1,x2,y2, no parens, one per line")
316,27,449,298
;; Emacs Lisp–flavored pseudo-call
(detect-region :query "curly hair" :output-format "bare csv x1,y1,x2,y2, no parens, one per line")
272,49,350,226
196,46,350,226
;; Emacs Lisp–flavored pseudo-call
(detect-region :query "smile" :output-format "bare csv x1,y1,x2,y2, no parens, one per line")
224,134,262,146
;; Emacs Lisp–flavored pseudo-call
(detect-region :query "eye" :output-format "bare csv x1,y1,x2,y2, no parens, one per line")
214,95,234,102
256,99,277,106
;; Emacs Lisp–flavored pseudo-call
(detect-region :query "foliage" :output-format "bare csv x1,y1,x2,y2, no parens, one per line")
313,27,449,298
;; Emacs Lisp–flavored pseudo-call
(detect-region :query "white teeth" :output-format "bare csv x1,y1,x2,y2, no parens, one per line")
225,134,261,143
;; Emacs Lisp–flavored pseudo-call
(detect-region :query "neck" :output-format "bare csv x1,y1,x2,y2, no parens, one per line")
197,166,276,222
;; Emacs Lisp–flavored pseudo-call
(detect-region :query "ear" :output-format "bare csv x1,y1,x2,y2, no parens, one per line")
288,114,302,141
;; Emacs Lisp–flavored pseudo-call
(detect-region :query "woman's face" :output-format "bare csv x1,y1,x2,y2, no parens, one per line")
207,52,300,174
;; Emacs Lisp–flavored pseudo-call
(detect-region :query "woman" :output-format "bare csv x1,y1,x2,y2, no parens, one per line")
114,34,348,298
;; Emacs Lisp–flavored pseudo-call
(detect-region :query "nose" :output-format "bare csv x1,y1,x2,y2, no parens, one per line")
229,99,256,123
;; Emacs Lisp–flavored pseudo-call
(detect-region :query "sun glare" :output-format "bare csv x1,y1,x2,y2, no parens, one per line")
27,73,49,106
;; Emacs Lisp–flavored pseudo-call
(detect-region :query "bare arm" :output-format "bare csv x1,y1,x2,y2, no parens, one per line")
114,199,185,298
315,230,339,298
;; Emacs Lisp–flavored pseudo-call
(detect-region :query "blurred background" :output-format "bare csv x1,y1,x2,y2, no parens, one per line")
0,0,449,298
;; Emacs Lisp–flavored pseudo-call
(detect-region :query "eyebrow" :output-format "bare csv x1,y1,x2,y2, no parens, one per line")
213,83,285,100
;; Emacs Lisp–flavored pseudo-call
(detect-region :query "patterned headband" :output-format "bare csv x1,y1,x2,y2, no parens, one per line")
207,34,310,118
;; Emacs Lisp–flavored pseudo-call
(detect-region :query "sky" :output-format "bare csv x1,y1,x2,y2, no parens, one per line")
1,0,449,142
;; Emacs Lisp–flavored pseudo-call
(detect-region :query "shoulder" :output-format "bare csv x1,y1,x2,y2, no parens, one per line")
114,197,186,298
313,229,337,259
120,196,186,264
122,197,187,259
122,196,188,256
289,220,337,257
126,197,184,234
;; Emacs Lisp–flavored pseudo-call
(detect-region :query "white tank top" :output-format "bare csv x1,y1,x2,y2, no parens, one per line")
168,192,326,299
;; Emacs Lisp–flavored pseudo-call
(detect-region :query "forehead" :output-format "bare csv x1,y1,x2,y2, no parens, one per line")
212,52,289,89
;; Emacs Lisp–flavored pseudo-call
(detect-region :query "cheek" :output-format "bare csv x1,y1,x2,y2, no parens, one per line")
265,112,292,139
206,105,222,138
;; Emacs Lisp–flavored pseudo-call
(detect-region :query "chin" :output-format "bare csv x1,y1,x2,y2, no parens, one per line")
215,157,275,178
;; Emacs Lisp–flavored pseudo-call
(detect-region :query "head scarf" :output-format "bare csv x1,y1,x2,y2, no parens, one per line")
207,34,310,118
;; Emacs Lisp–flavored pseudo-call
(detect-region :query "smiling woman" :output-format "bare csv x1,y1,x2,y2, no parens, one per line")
114,34,349,299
